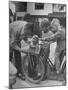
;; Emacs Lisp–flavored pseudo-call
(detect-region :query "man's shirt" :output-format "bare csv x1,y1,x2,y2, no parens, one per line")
9,21,27,47
45,27,66,52
42,31,53,38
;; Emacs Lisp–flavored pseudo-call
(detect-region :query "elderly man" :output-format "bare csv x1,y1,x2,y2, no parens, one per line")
9,21,33,79
41,18,66,74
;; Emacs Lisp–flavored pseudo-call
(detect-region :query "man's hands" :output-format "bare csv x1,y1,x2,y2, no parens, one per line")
39,38,45,41
12,45,21,52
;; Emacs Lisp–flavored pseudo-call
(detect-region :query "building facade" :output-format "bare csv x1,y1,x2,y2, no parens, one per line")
9,1,66,27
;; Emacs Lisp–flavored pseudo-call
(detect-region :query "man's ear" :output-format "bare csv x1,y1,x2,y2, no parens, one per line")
30,23,34,31
26,23,34,32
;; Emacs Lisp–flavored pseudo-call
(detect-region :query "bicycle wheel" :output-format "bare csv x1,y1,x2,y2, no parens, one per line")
22,54,45,84
59,51,66,81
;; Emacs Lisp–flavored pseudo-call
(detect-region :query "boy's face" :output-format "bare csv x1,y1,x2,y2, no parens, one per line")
50,25,58,33
43,27,49,33
32,39,38,45
40,22,49,33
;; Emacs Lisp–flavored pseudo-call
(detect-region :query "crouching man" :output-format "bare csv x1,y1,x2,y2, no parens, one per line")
15,35,41,79
9,21,33,80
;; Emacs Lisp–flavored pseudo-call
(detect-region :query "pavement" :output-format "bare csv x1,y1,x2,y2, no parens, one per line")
13,66,66,89
13,77,65,89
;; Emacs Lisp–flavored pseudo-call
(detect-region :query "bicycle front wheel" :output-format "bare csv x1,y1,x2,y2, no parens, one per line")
22,54,45,84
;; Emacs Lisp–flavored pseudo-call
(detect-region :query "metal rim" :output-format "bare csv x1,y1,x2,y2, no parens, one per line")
22,54,45,84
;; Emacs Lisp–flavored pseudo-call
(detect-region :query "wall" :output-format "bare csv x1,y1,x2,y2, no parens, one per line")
16,12,26,17
9,1,15,14
53,4,66,12
27,2,53,15
16,2,53,20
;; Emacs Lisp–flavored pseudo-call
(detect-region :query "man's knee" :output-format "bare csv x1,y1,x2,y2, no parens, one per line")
10,61,17,75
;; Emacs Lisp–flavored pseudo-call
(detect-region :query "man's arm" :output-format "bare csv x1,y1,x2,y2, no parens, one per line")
10,32,21,51
44,31,62,42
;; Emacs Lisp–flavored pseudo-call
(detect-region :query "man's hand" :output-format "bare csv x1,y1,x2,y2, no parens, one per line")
39,38,45,41
44,37,50,41
12,45,21,52
40,37,50,41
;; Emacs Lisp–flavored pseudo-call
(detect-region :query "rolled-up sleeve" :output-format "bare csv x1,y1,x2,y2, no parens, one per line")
9,24,15,47
45,31,62,42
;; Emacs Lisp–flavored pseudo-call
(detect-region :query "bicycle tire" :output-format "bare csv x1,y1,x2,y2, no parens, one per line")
21,54,45,84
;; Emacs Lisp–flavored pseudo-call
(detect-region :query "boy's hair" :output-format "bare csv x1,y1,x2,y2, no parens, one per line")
23,13,31,22
40,18,50,28
51,18,60,28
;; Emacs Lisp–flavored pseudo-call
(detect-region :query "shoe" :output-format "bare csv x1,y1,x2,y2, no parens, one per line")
62,81,66,86
17,73,25,80
9,84,13,89
56,70,61,74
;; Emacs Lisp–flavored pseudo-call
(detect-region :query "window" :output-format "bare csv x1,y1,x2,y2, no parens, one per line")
35,3,44,10
16,2,27,12
53,4,66,12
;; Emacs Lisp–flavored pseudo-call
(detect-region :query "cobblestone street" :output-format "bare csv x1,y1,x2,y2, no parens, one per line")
13,77,65,89
13,42,65,89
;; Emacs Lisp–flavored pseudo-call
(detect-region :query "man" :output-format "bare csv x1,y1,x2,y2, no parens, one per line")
17,35,41,79
9,21,33,79
41,18,66,74
23,13,42,38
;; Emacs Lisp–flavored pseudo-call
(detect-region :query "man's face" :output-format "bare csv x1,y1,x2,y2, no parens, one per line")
23,23,33,41
24,24,32,36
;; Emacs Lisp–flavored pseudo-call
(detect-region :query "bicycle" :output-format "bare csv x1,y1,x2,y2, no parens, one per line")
14,40,66,84
21,41,50,83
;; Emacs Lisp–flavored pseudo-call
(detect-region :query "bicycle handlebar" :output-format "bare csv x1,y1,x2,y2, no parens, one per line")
21,49,39,56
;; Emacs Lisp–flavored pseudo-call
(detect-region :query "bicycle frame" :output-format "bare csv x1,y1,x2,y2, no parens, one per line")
41,48,56,72
21,40,66,74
